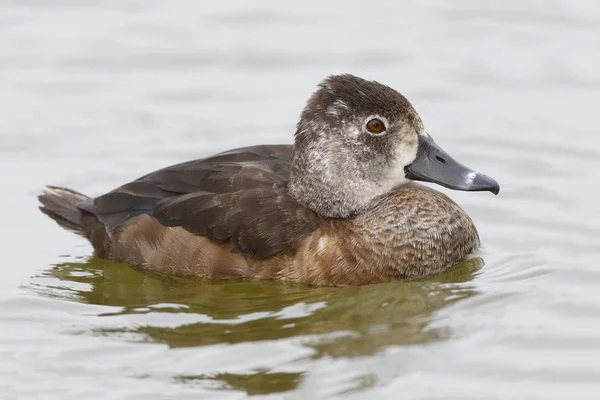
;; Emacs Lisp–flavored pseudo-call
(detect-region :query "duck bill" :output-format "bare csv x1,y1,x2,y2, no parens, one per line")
404,135,500,195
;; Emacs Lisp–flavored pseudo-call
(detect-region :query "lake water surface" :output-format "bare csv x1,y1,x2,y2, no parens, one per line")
2,1,600,399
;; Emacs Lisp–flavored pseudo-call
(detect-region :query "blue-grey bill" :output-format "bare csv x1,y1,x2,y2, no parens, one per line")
404,135,500,195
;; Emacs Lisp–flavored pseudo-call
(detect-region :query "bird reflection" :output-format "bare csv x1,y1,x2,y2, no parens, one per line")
32,256,483,395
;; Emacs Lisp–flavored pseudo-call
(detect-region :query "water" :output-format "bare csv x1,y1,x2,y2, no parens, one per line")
1,1,599,398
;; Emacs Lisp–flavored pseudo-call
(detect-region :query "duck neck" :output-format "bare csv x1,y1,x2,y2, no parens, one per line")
288,135,385,218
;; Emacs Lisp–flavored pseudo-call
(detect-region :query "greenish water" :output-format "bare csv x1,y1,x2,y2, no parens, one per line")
30,256,482,395
2,1,600,399
37,257,482,355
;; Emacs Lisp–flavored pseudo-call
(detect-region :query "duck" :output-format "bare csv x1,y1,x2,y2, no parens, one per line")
39,74,499,286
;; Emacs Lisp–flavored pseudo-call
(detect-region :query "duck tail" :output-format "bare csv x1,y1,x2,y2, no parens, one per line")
38,186,90,235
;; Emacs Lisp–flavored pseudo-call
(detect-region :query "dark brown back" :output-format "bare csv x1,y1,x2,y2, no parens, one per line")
84,145,323,258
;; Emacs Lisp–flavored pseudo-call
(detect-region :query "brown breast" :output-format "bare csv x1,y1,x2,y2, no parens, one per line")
286,185,480,285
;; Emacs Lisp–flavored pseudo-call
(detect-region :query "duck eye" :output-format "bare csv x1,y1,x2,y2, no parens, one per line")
366,118,386,134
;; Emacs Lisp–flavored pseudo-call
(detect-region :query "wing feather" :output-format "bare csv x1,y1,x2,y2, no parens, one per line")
83,145,321,258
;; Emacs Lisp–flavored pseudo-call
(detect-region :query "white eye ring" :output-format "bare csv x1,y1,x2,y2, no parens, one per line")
363,115,389,136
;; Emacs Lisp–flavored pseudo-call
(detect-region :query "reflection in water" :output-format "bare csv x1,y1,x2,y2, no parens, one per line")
177,371,303,395
31,256,482,395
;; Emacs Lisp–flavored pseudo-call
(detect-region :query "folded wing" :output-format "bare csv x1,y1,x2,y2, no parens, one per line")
84,145,322,258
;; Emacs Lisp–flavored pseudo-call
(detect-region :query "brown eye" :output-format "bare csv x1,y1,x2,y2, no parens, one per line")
366,118,386,134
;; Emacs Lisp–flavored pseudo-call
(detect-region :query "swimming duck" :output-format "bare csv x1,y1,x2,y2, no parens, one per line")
39,74,499,286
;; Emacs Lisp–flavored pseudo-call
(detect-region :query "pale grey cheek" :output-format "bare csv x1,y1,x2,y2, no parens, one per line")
346,126,361,137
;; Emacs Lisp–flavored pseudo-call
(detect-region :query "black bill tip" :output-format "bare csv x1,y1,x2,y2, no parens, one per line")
471,173,500,195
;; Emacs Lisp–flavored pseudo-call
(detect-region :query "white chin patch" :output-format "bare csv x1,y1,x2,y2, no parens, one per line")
382,139,419,189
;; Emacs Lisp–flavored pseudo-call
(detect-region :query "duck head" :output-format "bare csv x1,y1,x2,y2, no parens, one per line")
288,74,499,218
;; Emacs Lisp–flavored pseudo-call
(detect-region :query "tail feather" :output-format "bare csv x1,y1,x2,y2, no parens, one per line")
38,186,90,235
